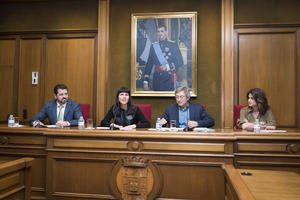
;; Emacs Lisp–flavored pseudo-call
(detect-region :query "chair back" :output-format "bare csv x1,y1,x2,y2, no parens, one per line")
233,105,247,128
81,104,90,122
135,104,152,124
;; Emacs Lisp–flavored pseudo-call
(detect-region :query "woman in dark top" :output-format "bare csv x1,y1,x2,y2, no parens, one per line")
100,87,150,129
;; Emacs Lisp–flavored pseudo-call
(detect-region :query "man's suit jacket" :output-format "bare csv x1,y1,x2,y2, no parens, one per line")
161,102,215,128
29,100,82,126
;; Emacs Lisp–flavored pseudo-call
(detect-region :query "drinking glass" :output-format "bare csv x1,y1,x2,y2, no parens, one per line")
170,120,177,131
86,118,93,129
260,121,266,130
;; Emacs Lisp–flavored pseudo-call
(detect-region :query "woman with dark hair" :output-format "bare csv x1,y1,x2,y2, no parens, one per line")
237,88,276,130
100,87,150,129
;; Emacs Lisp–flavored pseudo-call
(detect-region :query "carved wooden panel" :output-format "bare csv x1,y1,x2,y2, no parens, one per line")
2,127,300,199
0,132,46,200
237,142,300,154
143,141,225,152
110,156,162,200
50,157,114,196
0,158,34,200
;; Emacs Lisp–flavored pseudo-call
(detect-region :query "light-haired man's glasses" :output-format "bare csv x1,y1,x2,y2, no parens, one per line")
175,95,186,99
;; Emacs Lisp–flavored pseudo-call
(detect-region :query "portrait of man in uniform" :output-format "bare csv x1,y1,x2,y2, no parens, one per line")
143,25,183,91
131,12,197,97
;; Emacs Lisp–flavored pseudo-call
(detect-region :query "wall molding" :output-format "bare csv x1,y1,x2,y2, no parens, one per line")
221,0,234,128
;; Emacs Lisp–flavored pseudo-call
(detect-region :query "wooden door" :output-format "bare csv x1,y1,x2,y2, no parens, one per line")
0,38,17,122
45,34,96,119
235,28,299,127
18,36,44,122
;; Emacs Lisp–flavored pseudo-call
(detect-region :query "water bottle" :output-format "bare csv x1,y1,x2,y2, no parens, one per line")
78,116,85,129
253,118,260,133
8,115,15,127
156,118,162,130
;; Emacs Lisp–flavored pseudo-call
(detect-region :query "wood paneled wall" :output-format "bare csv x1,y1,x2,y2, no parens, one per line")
0,38,17,121
18,37,44,122
109,0,222,128
235,28,300,127
0,0,100,124
0,0,98,32
45,34,96,119
0,32,97,123
1,0,300,128
222,0,234,128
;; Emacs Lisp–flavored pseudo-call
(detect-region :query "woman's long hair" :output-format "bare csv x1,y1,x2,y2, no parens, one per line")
113,87,135,116
247,88,269,115
115,87,132,107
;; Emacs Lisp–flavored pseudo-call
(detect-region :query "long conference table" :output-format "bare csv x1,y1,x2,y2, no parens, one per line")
0,125,299,200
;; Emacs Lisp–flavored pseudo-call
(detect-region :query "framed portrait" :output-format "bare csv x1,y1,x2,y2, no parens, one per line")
131,12,197,97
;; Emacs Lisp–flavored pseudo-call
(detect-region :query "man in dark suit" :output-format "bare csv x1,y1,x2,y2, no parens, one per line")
30,84,82,127
143,25,183,91
160,86,214,128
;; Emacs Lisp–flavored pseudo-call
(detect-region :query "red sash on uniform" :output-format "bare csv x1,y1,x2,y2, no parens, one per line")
155,66,179,83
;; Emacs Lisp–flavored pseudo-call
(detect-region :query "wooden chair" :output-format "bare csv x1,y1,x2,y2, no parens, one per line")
81,104,90,122
233,105,247,128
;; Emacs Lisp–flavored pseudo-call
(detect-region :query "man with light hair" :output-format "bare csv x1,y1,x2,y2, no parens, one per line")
160,86,214,128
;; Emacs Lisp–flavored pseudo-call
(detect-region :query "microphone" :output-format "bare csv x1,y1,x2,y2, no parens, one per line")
110,106,118,130
183,126,193,131
183,109,189,131
36,122,42,128
35,121,46,128
23,109,28,119
183,108,193,131
110,123,114,130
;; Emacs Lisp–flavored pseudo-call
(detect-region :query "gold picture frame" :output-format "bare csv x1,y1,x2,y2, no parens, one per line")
131,12,197,97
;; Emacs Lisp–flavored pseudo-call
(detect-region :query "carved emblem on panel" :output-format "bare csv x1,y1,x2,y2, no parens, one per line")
287,144,300,154
110,156,162,200
0,136,8,144
127,141,143,151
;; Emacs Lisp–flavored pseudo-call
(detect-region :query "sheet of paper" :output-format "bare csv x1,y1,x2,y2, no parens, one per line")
96,127,110,130
193,127,215,132
46,125,57,128
260,130,287,133
148,128,184,131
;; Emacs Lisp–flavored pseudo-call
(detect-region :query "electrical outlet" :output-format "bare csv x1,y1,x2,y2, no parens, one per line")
32,72,38,85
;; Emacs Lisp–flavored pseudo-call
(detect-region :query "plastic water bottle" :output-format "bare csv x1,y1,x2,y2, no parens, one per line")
78,116,85,129
253,118,260,133
8,115,15,127
156,118,162,130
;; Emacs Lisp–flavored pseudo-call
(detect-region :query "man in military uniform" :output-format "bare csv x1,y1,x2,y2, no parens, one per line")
143,25,184,91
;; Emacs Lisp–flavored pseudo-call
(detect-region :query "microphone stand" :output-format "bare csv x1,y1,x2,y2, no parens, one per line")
110,123,115,130
183,108,192,132
110,106,118,130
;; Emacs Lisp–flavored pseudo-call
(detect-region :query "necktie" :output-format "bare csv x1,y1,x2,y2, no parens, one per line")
57,105,64,121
